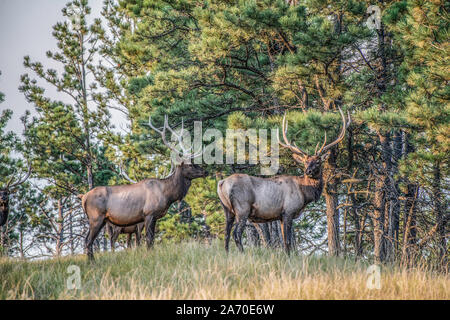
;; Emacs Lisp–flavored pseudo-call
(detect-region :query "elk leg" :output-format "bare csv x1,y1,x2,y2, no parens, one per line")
105,223,114,252
280,217,293,255
127,233,132,249
110,229,119,252
86,216,106,260
224,209,235,253
135,229,141,247
145,215,157,249
233,217,247,252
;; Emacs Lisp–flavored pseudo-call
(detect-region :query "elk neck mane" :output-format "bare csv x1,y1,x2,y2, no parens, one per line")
297,175,323,204
161,166,191,202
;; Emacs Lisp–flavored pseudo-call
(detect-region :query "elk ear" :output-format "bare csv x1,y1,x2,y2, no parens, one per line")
320,151,330,162
292,154,305,164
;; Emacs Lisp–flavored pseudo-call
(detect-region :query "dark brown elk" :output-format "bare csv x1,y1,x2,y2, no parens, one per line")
0,164,32,226
80,115,207,259
217,108,350,254
106,221,144,251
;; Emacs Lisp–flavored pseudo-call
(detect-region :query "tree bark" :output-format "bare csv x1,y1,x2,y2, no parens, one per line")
432,161,446,265
323,148,341,256
389,131,402,258
372,131,392,263
402,183,418,265
55,198,64,257
268,221,282,247
245,223,261,247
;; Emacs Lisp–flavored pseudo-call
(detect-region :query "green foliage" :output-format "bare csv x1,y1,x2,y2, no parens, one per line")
20,0,113,195
390,0,449,179
1,0,448,264
185,177,224,238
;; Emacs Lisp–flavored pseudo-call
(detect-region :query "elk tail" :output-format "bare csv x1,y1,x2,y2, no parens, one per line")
78,193,88,218
217,180,235,215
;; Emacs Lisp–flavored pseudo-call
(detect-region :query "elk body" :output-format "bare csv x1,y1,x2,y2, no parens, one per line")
0,165,31,226
218,108,349,254
80,116,207,260
106,221,144,251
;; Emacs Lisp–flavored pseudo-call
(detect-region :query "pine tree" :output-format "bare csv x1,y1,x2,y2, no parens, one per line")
19,1,117,255
0,71,34,256
20,0,111,193
388,0,449,265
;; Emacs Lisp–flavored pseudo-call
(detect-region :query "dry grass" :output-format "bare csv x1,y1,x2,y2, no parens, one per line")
1,240,448,299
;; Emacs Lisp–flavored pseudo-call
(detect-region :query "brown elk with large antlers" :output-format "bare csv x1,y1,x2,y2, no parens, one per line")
0,163,32,226
217,108,350,254
80,115,207,260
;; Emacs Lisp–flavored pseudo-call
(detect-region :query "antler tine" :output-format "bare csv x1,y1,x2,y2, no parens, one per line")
314,141,320,155
317,107,348,156
119,164,137,184
148,115,164,135
4,173,16,190
7,160,32,189
165,117,194,157
150,115,202,160
278,112,309,157
189,144,204,160
316,131,327,155
148,115,180,155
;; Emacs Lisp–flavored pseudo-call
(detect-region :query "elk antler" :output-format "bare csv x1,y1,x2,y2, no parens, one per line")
148,115,203,160
278,112,309,158
315,107,351,156
119,164,137,184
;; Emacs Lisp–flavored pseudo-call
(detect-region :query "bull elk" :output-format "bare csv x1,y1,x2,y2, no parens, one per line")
218,108,350,254
0,163,32,226
80,115,207,260
106,221,144,251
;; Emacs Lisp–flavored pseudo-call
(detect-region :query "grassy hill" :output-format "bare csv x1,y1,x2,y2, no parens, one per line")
1,240,448,299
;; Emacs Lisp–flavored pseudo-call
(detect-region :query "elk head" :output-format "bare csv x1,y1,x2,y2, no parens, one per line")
279,108,350,179
148,115,208,179
0,163,32,226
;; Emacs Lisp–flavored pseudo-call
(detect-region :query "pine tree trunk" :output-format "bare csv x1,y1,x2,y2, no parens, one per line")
346,126,364,257
373,173,386,264
402,183,418,265
69,208,74,255
373,130,395,263
55,198,64,257
245,223,260,247
371,13,393,264
389,131,402,259
0,225,6,256
79,31,94,191
268,221,282,247
323,149,340,256
256,223,271,247
432,161,446,265
19,229,25,259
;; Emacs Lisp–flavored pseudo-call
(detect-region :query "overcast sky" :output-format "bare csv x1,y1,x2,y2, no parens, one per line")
0,0,104,134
